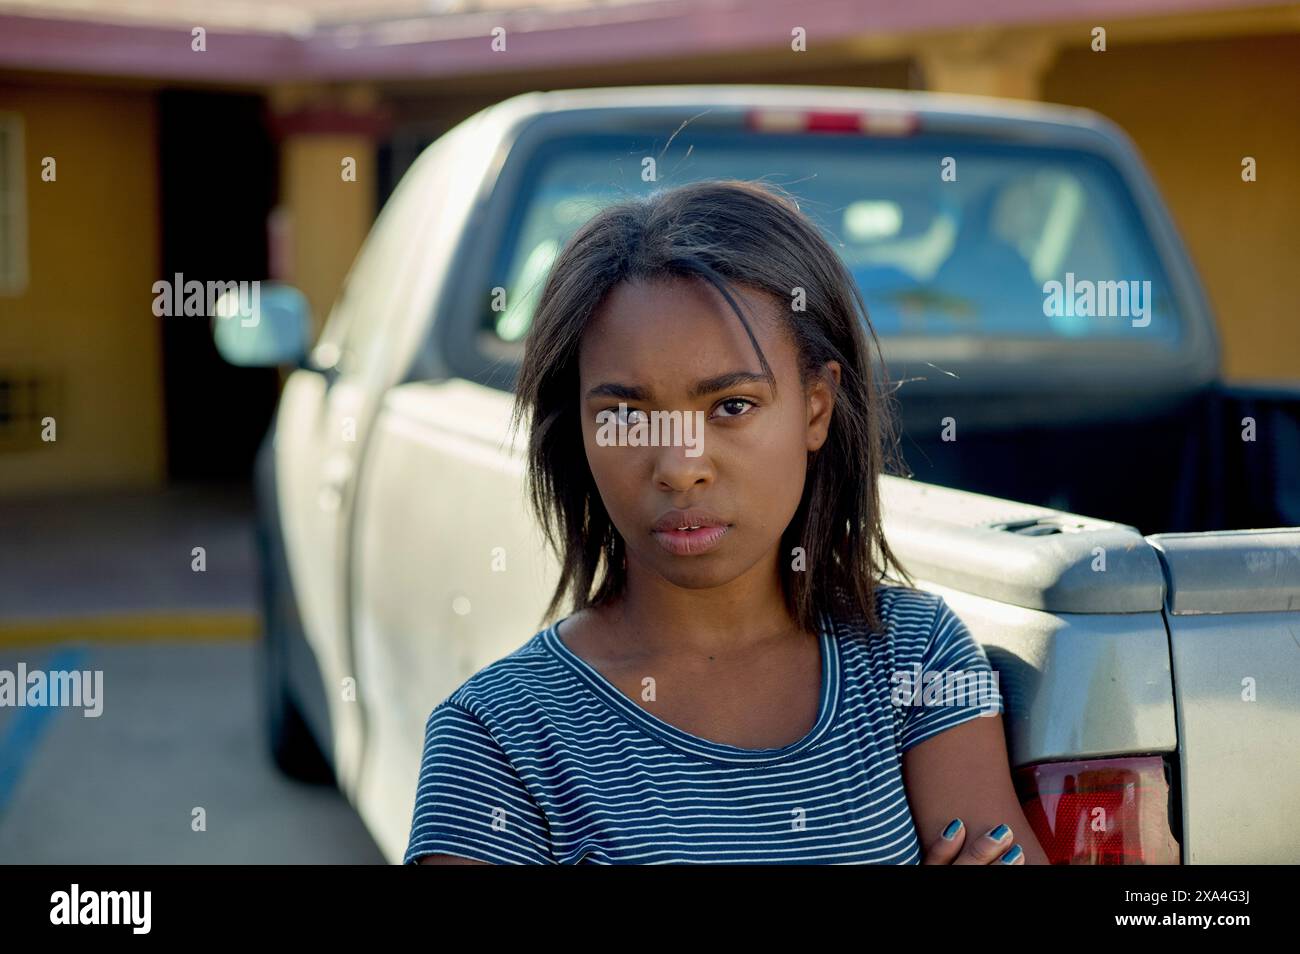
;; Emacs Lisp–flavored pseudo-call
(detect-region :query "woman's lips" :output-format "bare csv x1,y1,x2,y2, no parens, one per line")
651,524,730,556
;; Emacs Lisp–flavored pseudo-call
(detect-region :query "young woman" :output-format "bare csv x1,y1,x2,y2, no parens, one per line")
405,179,1047,865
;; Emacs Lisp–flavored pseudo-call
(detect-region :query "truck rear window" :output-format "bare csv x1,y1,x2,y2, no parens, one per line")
484,130,1183,351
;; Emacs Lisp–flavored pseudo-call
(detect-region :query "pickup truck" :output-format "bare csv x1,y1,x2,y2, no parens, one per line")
213,85,1300,864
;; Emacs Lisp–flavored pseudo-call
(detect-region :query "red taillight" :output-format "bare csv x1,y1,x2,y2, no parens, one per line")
745,108,918,136
1014,756,1181,864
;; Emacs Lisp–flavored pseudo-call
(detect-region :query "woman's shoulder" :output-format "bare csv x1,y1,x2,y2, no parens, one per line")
428,624,570,728
826,582,983,680
833,582,992,677
827,581,947,643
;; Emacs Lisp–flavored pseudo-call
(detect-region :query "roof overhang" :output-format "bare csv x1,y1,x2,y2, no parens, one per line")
0,0,1288,85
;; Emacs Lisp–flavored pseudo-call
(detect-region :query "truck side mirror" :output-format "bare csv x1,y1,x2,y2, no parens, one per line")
212,282,312,367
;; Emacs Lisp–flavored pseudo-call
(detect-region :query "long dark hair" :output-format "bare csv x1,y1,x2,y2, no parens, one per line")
509,178,914,637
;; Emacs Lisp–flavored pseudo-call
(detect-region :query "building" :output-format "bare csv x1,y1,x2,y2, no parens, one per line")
1,0,1296,492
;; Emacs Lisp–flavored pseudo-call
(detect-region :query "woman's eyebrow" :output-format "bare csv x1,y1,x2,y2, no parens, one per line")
585,371,769,402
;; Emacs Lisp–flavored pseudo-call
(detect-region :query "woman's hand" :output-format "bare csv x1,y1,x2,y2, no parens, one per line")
922,819,1025,865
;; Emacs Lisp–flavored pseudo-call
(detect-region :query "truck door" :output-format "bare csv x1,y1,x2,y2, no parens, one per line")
274,148,453,797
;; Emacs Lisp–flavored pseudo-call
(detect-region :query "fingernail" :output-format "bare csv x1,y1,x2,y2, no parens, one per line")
999,844,1024,864
942,819,962,840
988,824,1010,841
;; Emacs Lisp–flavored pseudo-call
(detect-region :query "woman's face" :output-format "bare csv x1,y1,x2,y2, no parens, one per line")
577,276,840,595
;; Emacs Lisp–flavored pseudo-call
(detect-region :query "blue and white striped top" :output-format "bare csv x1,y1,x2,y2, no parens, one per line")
404,584,1003,864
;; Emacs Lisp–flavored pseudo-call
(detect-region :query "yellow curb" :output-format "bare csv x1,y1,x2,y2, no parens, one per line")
0,612,261,646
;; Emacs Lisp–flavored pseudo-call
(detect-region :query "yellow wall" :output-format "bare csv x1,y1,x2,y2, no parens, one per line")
280,134,375,338
0,83,164,492
1042,34,1300,382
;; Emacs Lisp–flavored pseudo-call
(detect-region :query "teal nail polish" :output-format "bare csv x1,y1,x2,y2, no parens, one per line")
999,844,1023,864
942,819,962,840
989,824,1010,841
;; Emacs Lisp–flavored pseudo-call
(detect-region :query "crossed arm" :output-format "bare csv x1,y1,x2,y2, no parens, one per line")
902,712,1050,864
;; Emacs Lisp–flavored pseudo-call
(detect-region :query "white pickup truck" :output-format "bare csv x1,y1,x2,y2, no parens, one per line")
214,85,1300,864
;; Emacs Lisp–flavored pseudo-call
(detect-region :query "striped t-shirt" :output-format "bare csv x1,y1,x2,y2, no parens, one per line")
404,584,1003,864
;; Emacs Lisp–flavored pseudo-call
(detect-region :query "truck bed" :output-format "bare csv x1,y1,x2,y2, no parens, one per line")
879,474,1300,862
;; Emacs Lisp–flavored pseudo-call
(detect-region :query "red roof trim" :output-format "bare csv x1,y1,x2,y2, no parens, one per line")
0,0,1282,85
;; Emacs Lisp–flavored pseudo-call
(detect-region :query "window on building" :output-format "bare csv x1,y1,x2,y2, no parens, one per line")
0,112,27,296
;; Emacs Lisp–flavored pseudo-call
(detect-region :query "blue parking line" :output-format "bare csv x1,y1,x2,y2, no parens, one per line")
0,647,88,818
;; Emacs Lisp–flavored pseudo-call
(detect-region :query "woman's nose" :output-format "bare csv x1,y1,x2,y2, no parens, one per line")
652,441,714,493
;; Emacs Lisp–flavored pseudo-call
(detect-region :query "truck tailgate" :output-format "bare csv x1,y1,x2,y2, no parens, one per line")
1147,529,1300,863
880,476,1300,862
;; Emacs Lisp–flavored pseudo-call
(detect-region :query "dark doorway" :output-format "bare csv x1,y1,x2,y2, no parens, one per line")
157,90,280,481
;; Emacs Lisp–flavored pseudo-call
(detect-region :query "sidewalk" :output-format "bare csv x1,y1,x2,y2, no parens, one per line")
0,481,260,645
0,483,386,861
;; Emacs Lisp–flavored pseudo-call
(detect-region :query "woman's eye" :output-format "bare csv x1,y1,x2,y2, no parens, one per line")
712,398,756,419
602,406,648,426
